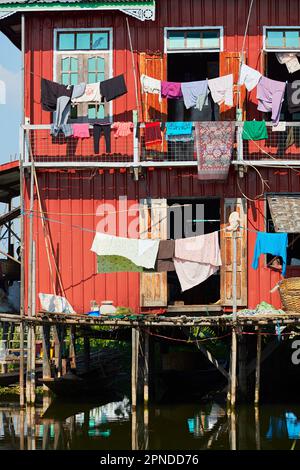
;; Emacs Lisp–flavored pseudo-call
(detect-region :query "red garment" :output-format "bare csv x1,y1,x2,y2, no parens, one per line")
144,122,162,149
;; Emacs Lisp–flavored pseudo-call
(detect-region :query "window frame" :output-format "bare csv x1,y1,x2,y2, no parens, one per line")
53,27,113,120
164,26,224,54
263,25,300,52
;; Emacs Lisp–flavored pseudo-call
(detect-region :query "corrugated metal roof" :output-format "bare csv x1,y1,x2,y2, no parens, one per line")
268,195,300,233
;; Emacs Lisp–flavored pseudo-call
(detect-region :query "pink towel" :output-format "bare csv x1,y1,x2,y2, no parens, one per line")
174,232,222,292
72,123,90,138
161,81,183,99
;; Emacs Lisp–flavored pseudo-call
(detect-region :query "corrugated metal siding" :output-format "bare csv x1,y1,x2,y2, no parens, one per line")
24,167,300,314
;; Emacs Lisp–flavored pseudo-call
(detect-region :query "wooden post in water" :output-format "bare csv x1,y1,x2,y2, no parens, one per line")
42,324,51,390
131,328,138,410
238,335,248,401
255,328,262,405
30,242,36,404
69,325,76,369
83,334,90,372
230,227,238,409
143,330,150,406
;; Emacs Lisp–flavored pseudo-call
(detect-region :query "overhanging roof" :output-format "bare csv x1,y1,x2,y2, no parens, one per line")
0,0,155,47
0,161,20,203
268,194,300,233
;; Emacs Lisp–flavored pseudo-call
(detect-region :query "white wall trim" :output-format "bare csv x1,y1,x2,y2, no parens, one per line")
263,25,300,52
164,26,224,54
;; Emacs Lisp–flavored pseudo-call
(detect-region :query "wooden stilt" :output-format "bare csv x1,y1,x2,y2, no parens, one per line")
230,327,238,409
230,409,237,450
255,406,261,450
131,406,138,451
131,328,138,409
83,334,90,372
19,408,25,451
238,334,248,401
42,324,51,391
19,322,25,407
143,330,149,406
69,325,76,370
30,242,36,404
255,328,262,405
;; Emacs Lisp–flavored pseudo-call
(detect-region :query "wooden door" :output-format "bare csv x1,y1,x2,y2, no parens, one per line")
220,198,248,306
219,51,247,120
140,199,168,308
139,52,167,122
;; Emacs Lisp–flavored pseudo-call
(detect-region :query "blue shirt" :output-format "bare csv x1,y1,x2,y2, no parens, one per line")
252,232,288,276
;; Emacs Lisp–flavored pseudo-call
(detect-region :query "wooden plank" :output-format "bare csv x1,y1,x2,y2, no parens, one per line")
254,329,262,405
140,199,168,307
221,198,247,307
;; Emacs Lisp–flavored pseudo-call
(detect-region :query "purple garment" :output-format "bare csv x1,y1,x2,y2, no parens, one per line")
161,81,183,99
257,76,286,125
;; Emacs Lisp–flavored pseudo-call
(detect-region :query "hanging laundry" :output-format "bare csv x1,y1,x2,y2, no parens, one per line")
181,80,209,111
50,123,73,138
100,74,127,102
251,231,288,276
174,232,222,292
272,122,286,132
286,126,300,149
276,52,300,74
208,74,234,107
141,74,161,100
0,80,6,104
286,82,300,114
156,240,175,272
166,122,193,142
195,122,235,181
144,122,162,149
72,123,90,139
41,78,73,112
91,232,160,270
39,293,75,314
242,120,268,140
71,82,86,100
111,122,134,138
238,64,262,92
52,95,71,134
161,81,183,99
93,120,112,153
97,255,143,273
72,82,101,103
256,76,286,126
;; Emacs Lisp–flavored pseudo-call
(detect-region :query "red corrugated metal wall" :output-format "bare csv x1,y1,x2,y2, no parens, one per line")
23,0,300,313
24,167,300,314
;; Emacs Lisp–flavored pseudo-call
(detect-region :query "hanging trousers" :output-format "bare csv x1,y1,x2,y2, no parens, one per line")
93,124,112,154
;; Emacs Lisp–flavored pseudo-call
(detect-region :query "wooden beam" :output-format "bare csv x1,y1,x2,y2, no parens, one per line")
143,330,150,406
230,328,238,409
196,342,230,381
255,329,262,405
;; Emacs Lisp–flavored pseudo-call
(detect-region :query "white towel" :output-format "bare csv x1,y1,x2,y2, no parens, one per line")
238,64,262,91
91,232,160,270
72,82,101,103
141,74,162,102
208,74,234,107
276,53,300,74
174,232,222,292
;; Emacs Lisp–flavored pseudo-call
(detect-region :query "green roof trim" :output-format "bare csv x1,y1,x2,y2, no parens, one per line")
0,0,156,20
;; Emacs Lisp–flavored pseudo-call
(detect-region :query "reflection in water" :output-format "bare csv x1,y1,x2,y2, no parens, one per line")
1,398,300,450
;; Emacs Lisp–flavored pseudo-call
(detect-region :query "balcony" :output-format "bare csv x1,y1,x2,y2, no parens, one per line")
22,122,300,168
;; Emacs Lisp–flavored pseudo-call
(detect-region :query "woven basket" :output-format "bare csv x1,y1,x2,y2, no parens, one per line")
279,278,300,313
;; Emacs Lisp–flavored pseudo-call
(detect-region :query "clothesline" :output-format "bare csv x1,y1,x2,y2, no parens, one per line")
22,209,275,237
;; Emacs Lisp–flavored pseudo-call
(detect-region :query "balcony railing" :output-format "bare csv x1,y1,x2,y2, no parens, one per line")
22,122,300,168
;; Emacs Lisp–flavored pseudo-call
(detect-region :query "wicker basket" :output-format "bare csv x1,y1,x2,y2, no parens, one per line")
279,278,300,313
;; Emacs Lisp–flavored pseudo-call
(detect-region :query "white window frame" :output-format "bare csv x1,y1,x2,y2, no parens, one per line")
164,26,224,54
263,25,300,52
53,27,114,119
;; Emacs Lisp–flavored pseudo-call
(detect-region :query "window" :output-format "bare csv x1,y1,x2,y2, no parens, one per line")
55,29,112,120
165,28,222,53
265,28,300,51
57,31,110,51
266,196,300,268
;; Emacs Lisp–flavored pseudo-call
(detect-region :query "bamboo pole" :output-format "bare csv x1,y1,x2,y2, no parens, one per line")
255,328,262,405
230,229,238,409
230,409,237,450
255,406,261,450
30,242,36,404
69,325,76,369
42,324,51,390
